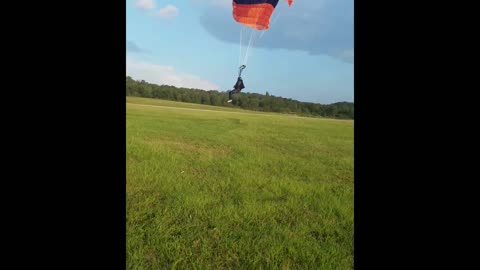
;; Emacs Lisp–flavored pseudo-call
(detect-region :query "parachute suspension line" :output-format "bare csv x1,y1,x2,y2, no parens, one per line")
244,29,259,65
239,8,285,66
241,28,251,66
239,22,273,68
242,28,256,66
239,26,243,66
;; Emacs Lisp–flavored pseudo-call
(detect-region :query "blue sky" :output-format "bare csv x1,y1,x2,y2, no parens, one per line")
127,0,353,104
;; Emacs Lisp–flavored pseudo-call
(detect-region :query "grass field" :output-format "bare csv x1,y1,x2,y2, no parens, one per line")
127,98,354,269
127,97,253,113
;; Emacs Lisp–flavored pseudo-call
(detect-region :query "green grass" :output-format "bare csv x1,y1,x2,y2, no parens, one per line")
127,99,354,269
127,96,253,113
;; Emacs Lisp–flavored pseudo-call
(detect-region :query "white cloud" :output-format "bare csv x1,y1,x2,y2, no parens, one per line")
126,57,219,90
190,0,230,8
156,5,179,19
136,0,155,10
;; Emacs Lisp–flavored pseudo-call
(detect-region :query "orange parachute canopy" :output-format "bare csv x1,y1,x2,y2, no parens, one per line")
232,0,293,30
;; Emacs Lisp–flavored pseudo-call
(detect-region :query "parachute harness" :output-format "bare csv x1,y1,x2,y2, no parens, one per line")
238,65,246,77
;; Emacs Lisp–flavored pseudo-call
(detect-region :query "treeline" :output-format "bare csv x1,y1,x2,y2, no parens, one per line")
126,76,354,119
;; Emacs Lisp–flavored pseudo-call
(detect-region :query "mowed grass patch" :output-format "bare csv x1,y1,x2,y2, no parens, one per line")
127,96,251,113
127,101,354,269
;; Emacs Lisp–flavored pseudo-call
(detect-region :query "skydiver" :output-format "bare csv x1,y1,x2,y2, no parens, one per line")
228,65,246,103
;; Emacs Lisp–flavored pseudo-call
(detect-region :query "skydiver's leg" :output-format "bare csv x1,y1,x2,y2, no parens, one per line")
228,90,233,102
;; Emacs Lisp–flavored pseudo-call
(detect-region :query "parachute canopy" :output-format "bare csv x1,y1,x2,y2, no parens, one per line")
232,0,293,30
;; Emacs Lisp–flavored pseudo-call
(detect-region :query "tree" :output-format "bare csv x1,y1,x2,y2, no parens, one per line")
125,76,353,119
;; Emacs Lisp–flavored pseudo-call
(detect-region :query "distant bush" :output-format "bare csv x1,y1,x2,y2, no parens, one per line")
126,76,354,119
